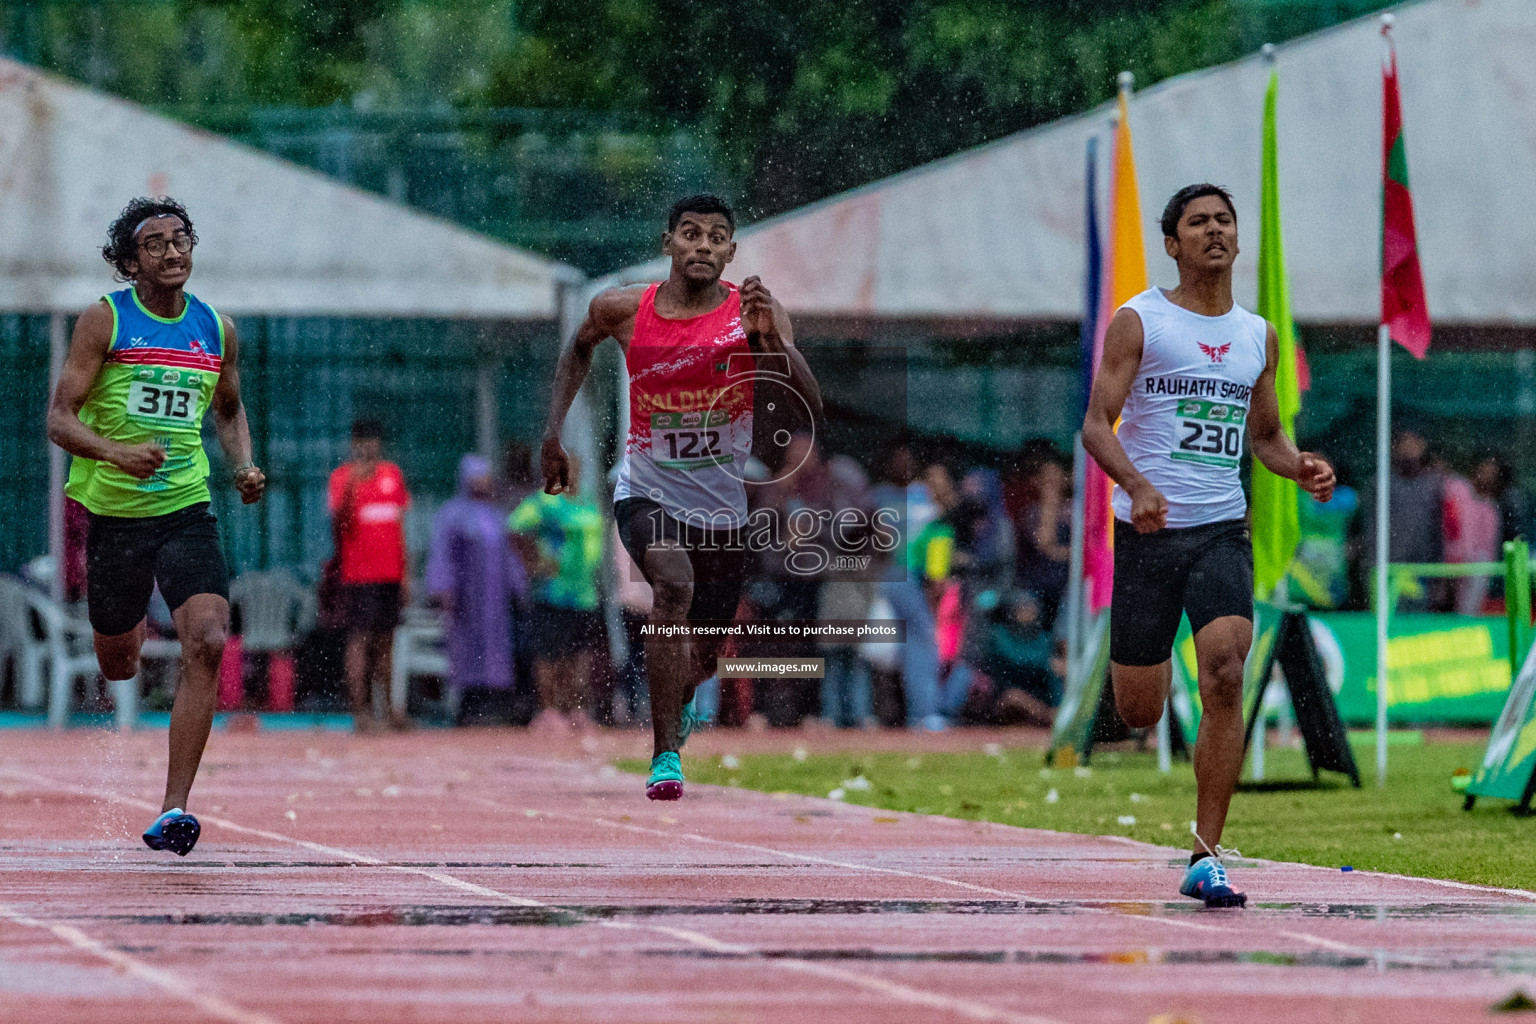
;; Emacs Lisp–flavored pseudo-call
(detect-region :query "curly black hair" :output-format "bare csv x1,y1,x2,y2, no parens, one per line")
101,197,197,281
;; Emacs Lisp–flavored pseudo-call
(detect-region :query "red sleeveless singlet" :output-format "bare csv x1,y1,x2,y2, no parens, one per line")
612,282,755,527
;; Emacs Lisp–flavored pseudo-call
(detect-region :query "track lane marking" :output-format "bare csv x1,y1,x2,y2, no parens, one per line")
0,903,287,1024
469,778,1518,961
3,767,1069,1024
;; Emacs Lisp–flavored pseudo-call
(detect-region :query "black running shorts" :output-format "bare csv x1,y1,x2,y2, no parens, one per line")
612,496,746,623
1110,517,1253,667
529,602,602,658
85,502,230,637
340,582,402,634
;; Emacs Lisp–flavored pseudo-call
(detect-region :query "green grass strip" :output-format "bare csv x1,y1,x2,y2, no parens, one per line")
623,741,1536,891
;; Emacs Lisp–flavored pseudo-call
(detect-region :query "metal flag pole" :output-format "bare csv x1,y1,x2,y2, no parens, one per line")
1375,321,1392,787
1064,433,1088,682
48,312,68,607
1375,11,1398,788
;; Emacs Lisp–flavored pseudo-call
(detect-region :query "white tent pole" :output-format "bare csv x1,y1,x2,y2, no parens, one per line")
1155,701,1172,774
1251,690,1266,781
47,312,67,606
555,275,599,494
1374,321,1392,786
1064,433,1088,680
475,349,498,462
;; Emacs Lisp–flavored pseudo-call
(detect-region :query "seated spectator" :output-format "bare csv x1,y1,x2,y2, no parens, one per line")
958,468,1015,595
960,588,1059,726
1014,452,1071,631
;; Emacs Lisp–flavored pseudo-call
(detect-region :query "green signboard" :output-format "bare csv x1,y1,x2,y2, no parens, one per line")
1305,613,1511,726
1050,607,1510,767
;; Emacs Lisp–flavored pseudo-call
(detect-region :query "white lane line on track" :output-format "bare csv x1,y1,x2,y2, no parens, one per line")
468,781,1508,960
1083,829,1536,903
3,768,1068,1024
0,903,286,1024
463,793,1239,936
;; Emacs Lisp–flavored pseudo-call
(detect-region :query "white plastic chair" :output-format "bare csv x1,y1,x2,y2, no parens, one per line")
229,569,315,654
25,589,117,729
390,608,450,717
0,575,46,709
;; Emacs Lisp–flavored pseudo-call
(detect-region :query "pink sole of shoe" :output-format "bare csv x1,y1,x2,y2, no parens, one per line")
645,780,684,801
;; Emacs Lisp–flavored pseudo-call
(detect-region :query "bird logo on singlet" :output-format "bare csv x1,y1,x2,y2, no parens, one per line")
1198,342,1231,363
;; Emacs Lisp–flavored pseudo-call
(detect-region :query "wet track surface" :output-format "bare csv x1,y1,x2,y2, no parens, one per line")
1,729,1533,1023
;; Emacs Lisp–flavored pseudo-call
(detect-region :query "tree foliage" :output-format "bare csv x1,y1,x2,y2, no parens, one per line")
4,0,1389,237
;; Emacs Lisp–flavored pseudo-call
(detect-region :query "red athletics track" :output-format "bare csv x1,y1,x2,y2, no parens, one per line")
2,728,1534,1023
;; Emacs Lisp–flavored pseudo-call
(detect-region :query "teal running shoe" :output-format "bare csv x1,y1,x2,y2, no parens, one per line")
142,808,200,856
646,751,685,801
678,697,699,748
1180,852,1246,908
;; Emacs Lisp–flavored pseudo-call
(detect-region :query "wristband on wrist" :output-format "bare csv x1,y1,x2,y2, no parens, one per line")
232,462,257,481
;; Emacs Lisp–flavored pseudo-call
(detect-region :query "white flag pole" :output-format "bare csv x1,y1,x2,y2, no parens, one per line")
1375,12,1398,789
1375,321,1392,787
1064,433,1088,680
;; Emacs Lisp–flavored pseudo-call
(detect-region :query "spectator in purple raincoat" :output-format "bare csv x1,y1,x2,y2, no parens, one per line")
426,454,529,724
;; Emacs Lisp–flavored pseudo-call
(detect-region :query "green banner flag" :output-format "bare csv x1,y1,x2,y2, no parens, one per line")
1467,642,1536,808
1251,67,1302,599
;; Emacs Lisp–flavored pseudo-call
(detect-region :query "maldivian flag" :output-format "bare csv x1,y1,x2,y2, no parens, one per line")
1251,67,1302,599
1084,87,1149,611
1382,39,1431,357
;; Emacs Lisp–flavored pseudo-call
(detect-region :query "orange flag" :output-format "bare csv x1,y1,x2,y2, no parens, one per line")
1084,85,1150,611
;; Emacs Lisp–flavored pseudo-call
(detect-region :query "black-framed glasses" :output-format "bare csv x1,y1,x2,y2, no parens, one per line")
139,233,194,258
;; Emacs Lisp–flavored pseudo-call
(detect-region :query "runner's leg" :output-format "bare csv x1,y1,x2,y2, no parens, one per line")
85,511,155,682
162,593,228,812
152,505,231,813
1110,661,1172,730
1108,519,1187,731
94,621,147,681
1182,522,1256,856
643,539,694,758
1189,615,1252,856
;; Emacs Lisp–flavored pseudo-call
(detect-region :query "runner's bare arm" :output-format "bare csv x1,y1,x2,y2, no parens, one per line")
541,287,641,494
1249,322,1334,502
211,315,265,505
739,276,823,421
45,300,167,480
1081,307,1167,533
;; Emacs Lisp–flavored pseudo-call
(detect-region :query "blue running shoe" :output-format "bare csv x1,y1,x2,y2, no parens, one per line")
142,808,200,857
646,751,685,801
1180,853,1246,908
678,697,699,749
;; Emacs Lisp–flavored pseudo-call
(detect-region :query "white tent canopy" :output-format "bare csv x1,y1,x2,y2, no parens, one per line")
616,0,1531,328
0,57,579,318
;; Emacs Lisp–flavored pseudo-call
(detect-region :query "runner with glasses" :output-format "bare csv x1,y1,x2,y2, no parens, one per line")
46,197,266,856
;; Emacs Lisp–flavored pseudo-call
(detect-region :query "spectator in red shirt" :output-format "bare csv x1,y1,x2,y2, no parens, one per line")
328,419,411,732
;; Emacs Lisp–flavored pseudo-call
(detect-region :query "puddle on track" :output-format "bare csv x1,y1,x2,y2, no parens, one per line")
89,898,1536,928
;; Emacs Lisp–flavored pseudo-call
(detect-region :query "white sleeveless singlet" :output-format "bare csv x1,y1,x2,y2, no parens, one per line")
1110,287,1269,529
